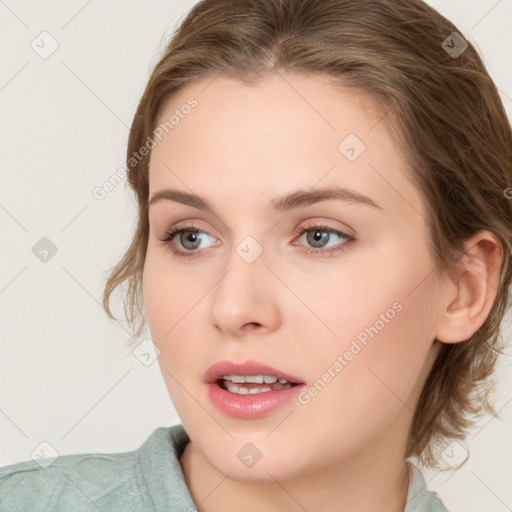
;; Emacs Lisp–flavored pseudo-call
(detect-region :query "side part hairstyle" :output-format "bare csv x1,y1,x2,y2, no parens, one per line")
103,0,512,470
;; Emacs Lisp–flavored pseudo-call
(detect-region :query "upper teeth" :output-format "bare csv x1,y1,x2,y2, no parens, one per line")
221,374,289,384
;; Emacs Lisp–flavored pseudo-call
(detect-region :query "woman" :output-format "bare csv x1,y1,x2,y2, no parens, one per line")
1,0,510,510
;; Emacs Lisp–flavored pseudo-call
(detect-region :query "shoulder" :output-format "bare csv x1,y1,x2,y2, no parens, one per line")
0,424,192,512
405,462,451,512
0,449,147,512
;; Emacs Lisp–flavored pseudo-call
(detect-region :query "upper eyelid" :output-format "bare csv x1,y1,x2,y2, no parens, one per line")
165,222,349,237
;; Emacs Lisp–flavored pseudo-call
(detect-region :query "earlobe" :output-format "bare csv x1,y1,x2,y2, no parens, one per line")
435,232,503,344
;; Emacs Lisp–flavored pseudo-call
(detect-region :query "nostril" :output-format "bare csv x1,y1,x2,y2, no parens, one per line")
241,322,263,332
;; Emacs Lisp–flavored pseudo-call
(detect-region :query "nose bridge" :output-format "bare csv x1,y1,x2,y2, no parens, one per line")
208,233,280,335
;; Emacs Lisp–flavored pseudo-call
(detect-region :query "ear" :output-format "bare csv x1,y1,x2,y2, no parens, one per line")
435,231,503,344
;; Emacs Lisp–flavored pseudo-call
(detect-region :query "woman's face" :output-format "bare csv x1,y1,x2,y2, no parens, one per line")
143,72,445,481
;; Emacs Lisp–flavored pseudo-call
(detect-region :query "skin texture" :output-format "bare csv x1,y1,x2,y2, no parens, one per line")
142,72,502,512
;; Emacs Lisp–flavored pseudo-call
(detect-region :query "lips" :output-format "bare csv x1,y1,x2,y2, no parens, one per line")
203,359,304,385
204,359,306,419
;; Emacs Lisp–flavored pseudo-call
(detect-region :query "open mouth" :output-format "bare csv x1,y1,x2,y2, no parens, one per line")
205,363,305,418
216,375,300,394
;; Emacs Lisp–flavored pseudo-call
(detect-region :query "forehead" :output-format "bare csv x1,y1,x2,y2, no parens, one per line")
148,72,426,222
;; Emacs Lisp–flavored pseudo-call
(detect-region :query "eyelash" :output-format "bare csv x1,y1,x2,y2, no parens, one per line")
158,223,355,259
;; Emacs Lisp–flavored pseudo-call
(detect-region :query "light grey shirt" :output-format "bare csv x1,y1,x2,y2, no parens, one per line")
0,423,449,511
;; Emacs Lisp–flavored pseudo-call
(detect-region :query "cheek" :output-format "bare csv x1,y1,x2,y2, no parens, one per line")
297,248,438,428
143,256,203,415
142,251,204,367
318,297,435,447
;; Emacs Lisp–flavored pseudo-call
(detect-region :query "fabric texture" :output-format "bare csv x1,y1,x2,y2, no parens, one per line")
0,423,449,511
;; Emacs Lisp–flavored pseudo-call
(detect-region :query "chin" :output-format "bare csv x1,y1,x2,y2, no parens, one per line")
203,441,308,483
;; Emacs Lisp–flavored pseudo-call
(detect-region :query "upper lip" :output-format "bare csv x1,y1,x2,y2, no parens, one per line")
203,360,304,384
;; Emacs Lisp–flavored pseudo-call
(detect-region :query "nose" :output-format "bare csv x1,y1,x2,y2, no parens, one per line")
208,244,281,338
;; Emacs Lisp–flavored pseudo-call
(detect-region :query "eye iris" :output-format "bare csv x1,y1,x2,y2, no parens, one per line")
180,231,200,250
307,229,329,248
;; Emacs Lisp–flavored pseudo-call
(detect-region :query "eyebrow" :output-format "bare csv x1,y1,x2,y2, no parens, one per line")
148,186,382,214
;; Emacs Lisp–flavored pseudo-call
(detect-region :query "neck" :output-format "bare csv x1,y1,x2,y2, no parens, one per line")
179,427,411,512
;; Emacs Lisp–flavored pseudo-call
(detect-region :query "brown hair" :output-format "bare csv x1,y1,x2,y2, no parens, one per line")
102,0,512,469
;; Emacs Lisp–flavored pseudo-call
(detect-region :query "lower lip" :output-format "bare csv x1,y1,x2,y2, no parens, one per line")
206,382,305,419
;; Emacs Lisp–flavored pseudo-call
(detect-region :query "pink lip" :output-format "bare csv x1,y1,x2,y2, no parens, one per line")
204,359,305,419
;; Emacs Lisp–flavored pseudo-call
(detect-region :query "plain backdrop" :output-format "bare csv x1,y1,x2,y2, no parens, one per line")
0,1,511,511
